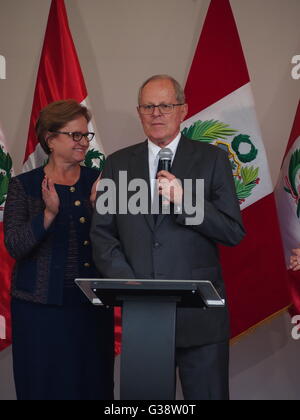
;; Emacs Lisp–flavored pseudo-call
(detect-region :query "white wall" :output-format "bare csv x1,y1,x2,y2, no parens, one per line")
230,311,300,400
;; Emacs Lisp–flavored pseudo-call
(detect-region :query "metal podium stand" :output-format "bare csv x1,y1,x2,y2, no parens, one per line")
75,279,224,400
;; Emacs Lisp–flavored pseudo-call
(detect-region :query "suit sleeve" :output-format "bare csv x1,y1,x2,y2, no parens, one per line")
3,177,54,260
90,156,136,279
175,149,246,246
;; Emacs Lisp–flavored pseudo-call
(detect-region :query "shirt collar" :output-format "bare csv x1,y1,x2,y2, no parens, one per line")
148,132,181,160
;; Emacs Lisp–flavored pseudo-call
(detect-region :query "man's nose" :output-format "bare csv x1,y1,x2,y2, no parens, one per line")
152,106,163,116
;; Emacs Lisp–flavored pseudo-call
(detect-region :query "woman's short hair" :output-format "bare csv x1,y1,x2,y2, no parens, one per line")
138,74,186,105
36,99,91,155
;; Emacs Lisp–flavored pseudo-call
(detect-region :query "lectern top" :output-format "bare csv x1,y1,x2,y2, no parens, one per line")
75,278,225,308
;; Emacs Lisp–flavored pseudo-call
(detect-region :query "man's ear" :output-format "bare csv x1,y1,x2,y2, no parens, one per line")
181,103,188,122
137,106,142,121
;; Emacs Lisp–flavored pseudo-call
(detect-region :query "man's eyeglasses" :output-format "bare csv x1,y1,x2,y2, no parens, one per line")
49,131,95,142
138,103,185,115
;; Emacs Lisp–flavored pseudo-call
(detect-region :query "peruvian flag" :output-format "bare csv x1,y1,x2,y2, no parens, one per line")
0,123,14,351
22,0,121,353
275,101,300,314
23,0,105,172
182,0,290,337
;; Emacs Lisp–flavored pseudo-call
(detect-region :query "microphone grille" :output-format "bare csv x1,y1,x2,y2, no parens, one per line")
158,148,173,160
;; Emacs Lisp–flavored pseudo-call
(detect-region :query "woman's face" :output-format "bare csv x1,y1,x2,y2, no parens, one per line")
47,115,90,164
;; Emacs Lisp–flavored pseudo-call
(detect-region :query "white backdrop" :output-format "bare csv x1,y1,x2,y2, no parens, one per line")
0,0,299,400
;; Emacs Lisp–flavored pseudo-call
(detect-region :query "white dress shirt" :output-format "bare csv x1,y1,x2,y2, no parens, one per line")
148,132,181,201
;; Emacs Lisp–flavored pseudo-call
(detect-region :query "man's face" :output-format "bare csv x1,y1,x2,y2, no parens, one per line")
138,79,188,147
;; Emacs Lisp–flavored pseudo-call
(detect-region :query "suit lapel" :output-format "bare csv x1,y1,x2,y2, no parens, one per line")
128,140,155,231
155,135,196,228
171,135,196,181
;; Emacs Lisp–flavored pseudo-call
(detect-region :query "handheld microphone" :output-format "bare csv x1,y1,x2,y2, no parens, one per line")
155,148,174,215
157,148,173,173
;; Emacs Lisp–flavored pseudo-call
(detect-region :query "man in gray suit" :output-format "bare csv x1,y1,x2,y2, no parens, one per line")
91,74,245,400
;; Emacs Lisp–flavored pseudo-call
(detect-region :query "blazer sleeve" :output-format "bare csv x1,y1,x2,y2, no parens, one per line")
90,156,136,279
175,148,246,246
3,177,53,260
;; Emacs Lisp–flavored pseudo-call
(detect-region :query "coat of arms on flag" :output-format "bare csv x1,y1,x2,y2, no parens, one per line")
182,119,260,205
275,101,300,314
282,142,300,218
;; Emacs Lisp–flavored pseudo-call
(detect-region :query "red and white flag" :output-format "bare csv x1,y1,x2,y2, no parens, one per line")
22,0,121,353
0,123,14,351
182,0,290,337
275,101,300,314
23,0,105,172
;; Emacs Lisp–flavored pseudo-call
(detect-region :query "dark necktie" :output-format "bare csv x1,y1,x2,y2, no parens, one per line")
153,148,173,223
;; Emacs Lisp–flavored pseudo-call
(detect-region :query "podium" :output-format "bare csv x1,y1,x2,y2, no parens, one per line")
75,278,224,400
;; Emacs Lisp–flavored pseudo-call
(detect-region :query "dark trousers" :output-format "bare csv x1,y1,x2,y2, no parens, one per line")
176,341,230,400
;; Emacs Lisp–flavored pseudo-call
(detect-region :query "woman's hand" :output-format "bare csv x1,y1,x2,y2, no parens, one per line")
90,176,100,208
290,248,300,271
42,176,60,229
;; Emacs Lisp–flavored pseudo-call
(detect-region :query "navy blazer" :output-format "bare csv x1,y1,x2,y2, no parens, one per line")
4,166,99,305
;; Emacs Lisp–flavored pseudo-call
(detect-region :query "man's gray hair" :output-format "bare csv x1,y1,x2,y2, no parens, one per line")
138,74,186,105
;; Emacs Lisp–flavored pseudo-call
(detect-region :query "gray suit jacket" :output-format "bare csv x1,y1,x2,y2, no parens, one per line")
91,135,245,347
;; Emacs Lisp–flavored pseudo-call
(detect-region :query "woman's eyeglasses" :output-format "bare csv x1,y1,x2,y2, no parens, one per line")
49,131,95,142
